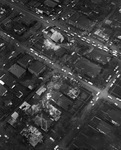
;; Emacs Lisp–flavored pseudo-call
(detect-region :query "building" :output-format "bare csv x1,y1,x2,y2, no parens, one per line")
93,27,112,42
60,83,69,95
107,109,121,126
0,3,12,22
68,12,94,31
60,84,80,100
8,111,19,127
0,38,5,51
43,100,61,121
75,58,101,79
19,101,31,111
11,83,28,98
0,73,16,89
97,119,113,136
50,29,64,43
28,61,46,76
43,27,64,44
20,125,43,147
57,95,73,111
13,22,27,36
67,87,80,100
8,64,26,78
44,0,58,8
33,112,53,132
55,47,67,58
36,86,47,96
0,82,7,96
17,54,34,69
85,47,111,65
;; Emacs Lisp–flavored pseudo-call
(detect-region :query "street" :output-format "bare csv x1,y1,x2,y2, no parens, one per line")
1,0,121,110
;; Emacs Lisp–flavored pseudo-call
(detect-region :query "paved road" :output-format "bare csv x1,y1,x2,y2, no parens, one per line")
1,0,121,109
2,0,110,50
0,1,99,93
1,1,121,150
2,0,121,107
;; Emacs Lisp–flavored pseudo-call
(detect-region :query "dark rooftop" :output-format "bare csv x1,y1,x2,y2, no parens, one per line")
44,0,58,8
57,95,73,111
9,64,26,78
28,60,46,76
0,83,7,96
17,54,34,69
75,58,101,78
1,73,16,88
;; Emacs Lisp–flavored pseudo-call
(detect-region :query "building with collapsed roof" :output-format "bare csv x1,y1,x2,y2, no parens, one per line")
43,27,64,44
8,111,19,127
50,29,64,43
60,84,80,100
33,112,53,132
20,125,43,147
42,99,61,121
8,101,43,147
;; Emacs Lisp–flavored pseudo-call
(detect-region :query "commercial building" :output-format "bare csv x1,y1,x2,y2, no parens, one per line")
28,61,46,76
9,64,26,78
17,54,34,69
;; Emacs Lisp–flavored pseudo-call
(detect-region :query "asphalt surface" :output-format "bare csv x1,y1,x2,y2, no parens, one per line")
0,1,121,150
1,0,121,110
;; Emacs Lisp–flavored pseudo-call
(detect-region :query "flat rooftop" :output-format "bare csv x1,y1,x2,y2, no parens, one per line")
28,61,46,76
0,84,7,96
9,64,26,78
17,54,34,68
75,57,101,78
